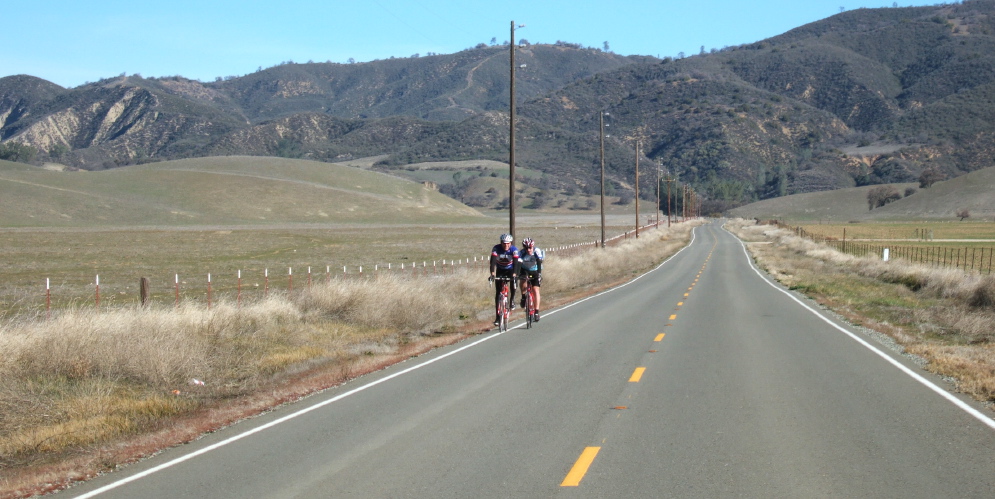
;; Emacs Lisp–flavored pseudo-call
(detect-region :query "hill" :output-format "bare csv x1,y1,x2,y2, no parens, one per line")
3,3,995,211
728,166,995,222
0,156,481,227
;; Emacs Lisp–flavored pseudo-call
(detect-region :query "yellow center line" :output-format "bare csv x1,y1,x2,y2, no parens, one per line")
629,367,646,382
677,302,683,306
684,293,689,297
654,333,665,341
561,447,601,486
669,314,677,320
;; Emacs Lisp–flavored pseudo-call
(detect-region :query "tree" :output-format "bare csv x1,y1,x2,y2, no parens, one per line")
0,142,37,163
919,168,945,188
603,41,610,52
615,190,634,205
48,144,70,161
530,190,550,209
867,185,900,210
957,208,970,221
274,138,303,158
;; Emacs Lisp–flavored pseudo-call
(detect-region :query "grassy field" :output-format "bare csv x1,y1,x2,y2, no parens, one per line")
796,221,995,241
0,157,483,227
0,221,641,318
728,166,995,222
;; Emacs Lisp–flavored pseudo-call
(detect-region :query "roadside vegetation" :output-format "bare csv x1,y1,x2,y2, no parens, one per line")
0,221,698,497
726,219,995,408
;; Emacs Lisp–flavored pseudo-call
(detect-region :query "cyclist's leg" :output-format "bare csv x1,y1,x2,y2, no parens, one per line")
494,281,503,325
532,274,541,320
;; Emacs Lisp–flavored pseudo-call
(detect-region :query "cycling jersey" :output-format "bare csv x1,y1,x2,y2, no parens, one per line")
491,244,519,270
519,247,544,272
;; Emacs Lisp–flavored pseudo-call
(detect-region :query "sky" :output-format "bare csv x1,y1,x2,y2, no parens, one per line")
2,0,948,89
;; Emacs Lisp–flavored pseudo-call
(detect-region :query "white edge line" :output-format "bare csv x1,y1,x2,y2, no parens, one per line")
726,225,995,431
73,226,700,498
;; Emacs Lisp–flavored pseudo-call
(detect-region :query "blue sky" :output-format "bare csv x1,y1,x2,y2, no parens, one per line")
3,1,946,88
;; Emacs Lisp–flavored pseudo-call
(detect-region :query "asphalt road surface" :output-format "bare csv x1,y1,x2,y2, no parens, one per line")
65,221,995,498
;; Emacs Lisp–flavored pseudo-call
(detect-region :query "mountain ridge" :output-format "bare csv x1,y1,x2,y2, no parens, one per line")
3,2,995,211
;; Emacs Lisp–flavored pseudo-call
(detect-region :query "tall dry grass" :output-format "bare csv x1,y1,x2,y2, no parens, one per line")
0,222,698,479
727,218,995,403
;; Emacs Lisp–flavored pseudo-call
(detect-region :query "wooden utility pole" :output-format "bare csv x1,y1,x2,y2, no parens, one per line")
682,184,687,221
663,176,675,227
634,141,640,239
507,21,527,239
656,162,661,227
600,112,607,248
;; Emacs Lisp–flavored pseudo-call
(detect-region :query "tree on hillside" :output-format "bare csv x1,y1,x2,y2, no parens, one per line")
0,142,37,163
919,168,945,188
957,208,970,221
867,185,900,210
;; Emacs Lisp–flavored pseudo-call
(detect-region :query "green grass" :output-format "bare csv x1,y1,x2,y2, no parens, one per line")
0,156,483,227
797,221,995,240
0,223,626,317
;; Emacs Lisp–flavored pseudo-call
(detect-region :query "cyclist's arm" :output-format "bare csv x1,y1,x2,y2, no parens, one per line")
489,253,497,275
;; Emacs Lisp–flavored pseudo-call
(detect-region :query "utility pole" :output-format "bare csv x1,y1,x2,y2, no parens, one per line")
634,141,640,239
599,111,607,248
656,161,661,227
509,21,524,240
663,176,675,227
682,184,687,221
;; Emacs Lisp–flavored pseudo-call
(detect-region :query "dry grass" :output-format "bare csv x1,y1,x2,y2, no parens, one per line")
0,222,698,496
727,218,995,405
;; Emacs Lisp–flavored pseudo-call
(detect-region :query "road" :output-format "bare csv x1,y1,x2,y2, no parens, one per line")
66,221,995,498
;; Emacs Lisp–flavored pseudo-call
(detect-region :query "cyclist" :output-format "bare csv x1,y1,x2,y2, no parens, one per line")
518,237,544,322
489,233,519,325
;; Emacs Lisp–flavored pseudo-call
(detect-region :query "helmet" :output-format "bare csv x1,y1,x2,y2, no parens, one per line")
500,233,513,243
521,237,534,249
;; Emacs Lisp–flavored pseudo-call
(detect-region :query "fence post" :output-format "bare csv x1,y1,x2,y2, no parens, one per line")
140,277,151,308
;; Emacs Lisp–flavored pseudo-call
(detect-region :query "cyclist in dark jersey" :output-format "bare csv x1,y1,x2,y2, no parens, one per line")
489,233,519,325
517,237,544,322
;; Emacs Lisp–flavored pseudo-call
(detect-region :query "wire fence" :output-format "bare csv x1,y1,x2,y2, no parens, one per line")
15,222,674,317
766,220,995,275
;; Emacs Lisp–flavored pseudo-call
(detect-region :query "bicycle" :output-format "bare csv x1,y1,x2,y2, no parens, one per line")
521,276,537,329
491,276,513,331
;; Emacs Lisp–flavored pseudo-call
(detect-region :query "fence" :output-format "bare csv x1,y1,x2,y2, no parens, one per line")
768,221,995,275
18,222,671,316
